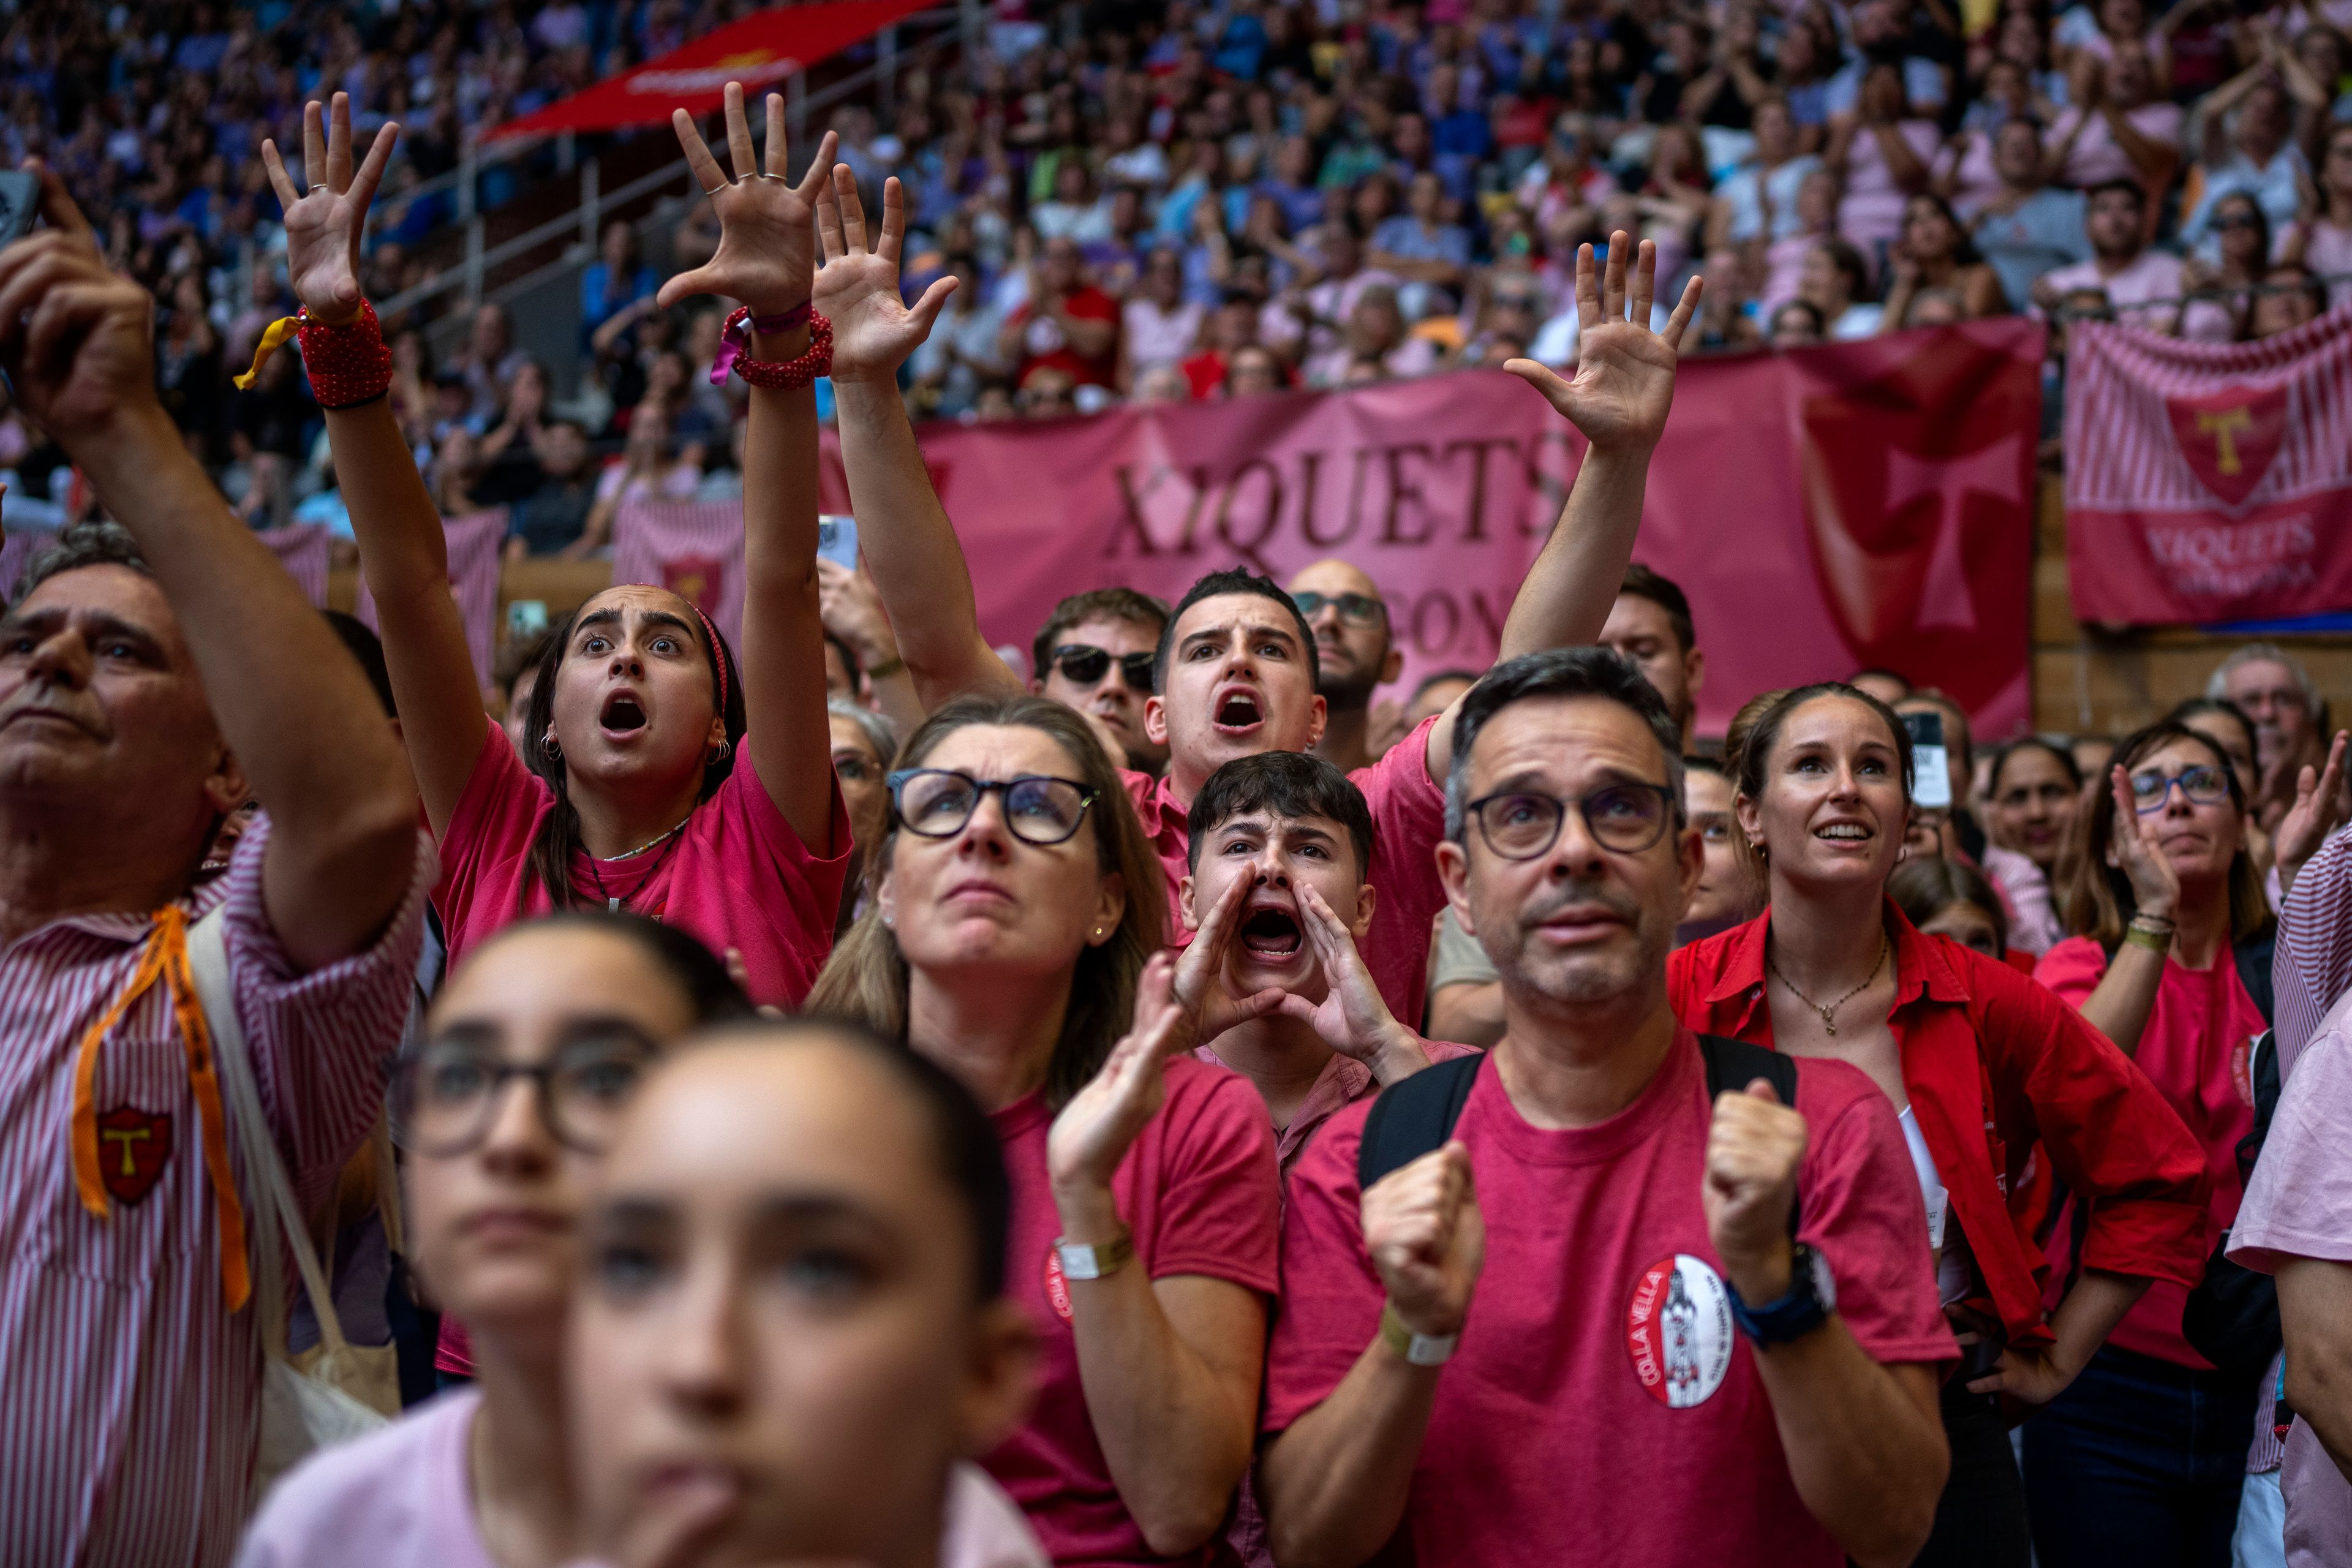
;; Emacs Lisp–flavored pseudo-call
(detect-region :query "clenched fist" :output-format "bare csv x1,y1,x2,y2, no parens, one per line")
1703,1079,1807,1304
1363,1140,1485,1340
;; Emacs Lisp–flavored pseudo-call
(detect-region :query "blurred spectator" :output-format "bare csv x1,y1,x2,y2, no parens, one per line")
570,402,702,560
504,420,597,560
1882,192,2008,323
1972,121,2092,315
1003,236,1119,389
2037,179,2184,325
1802,238,1885,338
580,220,658,347
1122,247,1206,382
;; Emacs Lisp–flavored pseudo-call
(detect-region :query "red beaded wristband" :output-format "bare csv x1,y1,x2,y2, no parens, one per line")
295,300,394,409
722,309,832,390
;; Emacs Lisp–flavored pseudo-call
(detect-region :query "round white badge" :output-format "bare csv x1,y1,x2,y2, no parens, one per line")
1624,1253,1735,1409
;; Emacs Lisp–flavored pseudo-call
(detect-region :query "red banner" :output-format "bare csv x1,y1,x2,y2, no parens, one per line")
818,320,2043,737
486,0,935,141
2064,307,2352,625
356,510,508,681
612,496,748,654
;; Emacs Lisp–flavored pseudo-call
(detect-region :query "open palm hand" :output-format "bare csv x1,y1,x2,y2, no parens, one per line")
814,168,957,385
658,83,832,318
260,94,398,325
1507,235,1700,454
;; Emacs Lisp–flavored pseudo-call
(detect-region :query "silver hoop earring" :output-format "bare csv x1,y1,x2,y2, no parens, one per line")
541,730,562,762
710,738,733,764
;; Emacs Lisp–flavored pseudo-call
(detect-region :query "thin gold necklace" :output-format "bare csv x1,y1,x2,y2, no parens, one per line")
1766,933,1888,1038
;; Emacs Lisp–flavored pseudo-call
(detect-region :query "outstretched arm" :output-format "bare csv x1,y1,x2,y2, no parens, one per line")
267,95,487,839
0,164,417,968
1423,235,1698,782
657,86,837,854
818,172,1023,711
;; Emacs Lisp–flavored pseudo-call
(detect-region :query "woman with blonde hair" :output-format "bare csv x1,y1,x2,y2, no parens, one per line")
808,692,1282,1566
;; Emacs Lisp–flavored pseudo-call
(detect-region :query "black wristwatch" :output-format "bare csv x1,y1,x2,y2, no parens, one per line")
1724,1243,1837,1346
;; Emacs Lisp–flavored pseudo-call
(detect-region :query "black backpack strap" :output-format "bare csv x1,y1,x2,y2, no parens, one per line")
2235,926,2277,1028
1698,1034,1803,1236
1357,1052,1485,1193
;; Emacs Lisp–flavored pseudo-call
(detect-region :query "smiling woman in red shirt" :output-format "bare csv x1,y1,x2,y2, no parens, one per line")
2027,720,2278,1568
1668,683,2209,1568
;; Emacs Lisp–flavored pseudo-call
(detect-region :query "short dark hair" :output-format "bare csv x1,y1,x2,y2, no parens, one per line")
1154,568,1320,693
1032,587,1170,684
1410,667,1482,706
17,520,154,602
323,610,396,720
1771,298,1826,336
1185,750,1374,876
681,1016,1012,1302
1683,753,1729,782
2087,177,2146,211
1619,562,1695,651
1444,647,1685,842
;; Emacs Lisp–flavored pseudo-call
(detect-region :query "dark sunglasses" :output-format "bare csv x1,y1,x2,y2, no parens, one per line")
1290,590,1387,627
1052,644,1156,690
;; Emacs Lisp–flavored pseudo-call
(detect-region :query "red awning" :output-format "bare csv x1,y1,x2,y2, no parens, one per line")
485,0,935,141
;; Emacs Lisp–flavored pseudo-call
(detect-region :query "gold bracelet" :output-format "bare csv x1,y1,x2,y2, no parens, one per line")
2122,924,2170,954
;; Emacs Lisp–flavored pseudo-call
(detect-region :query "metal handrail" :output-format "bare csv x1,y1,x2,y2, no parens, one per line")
375,8,961,325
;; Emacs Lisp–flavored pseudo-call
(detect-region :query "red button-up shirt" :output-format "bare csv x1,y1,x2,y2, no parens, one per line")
1667,903,2210,1351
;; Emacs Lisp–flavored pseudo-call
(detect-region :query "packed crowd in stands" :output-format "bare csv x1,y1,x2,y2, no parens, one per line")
2,6,2352,1568
4,0,2352,548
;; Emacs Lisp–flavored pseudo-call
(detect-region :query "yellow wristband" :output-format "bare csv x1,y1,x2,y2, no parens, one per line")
2123,924,2170,954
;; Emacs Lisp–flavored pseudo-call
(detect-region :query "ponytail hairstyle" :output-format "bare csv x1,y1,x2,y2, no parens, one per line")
518,594,748,911
804,692,1166,1110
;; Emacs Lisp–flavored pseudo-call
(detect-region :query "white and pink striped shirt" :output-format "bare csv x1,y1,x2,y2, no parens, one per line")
0,812,431,1568
2278,820,2352,1076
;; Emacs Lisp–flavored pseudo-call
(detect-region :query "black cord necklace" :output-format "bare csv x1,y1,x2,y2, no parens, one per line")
583,818,691,912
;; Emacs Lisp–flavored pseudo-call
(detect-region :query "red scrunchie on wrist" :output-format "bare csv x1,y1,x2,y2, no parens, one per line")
295,300,393,410
718,307,832,390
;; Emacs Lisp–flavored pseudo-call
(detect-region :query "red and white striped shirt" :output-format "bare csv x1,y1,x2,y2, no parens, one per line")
0,813,431,1568
2278,821,2352,1076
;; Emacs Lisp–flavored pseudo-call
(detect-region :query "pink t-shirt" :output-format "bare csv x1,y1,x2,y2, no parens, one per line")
2051,102,2185,189
1122,718,1450,1031
435,718,851,1010
1838,121,1943,251
1264,1029,1953,1567
981,1056,1280,1566
236,1387,1052,1568
2037,935,2264,1367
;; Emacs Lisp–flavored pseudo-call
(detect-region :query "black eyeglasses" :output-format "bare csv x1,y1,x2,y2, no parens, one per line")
1291,590,1387,627
390,1031,660,1157
1463,783,1678,859
1051,644,1156,690
888,768,1101,845
2131,764,2230,815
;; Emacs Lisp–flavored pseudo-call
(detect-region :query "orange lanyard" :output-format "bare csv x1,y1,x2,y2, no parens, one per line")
69,907,251,1310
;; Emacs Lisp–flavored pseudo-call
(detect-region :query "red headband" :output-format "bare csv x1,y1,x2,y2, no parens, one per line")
690,605,730,719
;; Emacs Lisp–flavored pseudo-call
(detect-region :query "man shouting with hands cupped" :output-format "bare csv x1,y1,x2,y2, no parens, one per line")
1254,649,1954,1568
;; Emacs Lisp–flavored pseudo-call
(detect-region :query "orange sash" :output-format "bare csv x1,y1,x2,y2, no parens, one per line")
69,907,251,1309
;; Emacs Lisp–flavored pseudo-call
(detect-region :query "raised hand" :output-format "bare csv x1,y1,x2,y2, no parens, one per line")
1272,884,1430,1084
1703,1078,1808,1304
815,168,958,385
260,94,399,326
2105,764,2182,921
814,556,900,673
1172,872,1289,1048
1504,235,1700,454
1363,1141,1484,1340
2275,729,2351,896
658,83,835,318
0,163,159,447
1049,952,1191,1199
